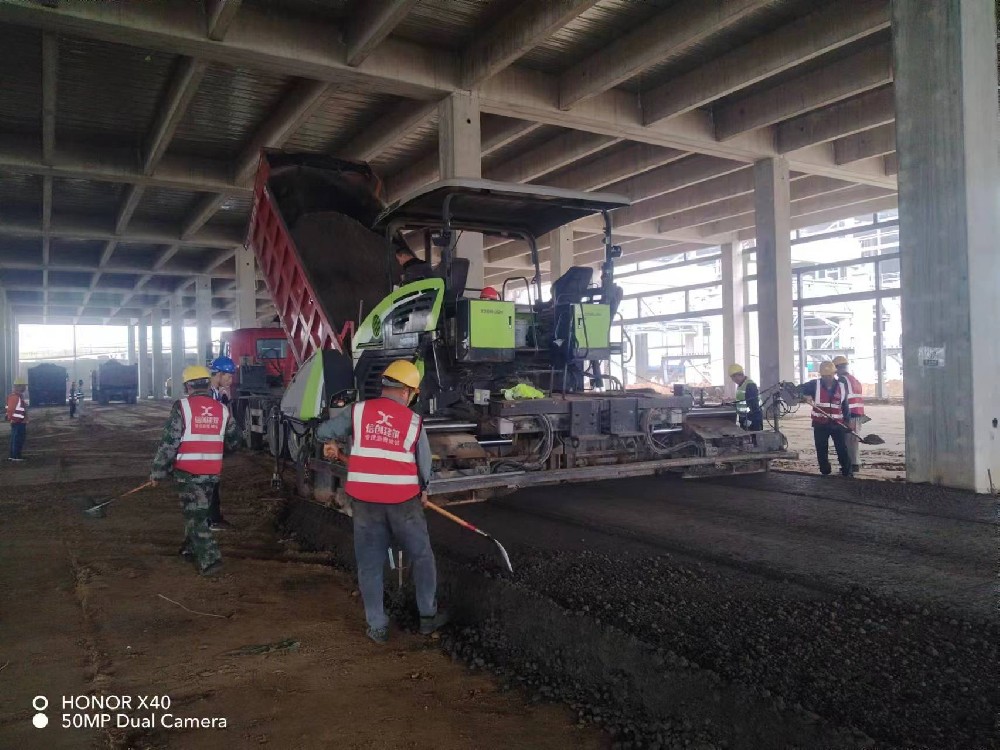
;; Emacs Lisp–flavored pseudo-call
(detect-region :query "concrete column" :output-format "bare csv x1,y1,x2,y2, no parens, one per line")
753,157,794,388
137,317,150,398
892,0,1000,491
720,241,746,397
548,225,574,284
150,310,164,399
127,324,137,364
439,91,484,288
235,246,257,330
169,296,185,400
195,275,213,363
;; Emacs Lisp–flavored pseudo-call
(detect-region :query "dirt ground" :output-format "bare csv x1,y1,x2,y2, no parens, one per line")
772,403,906,480
0,402,600,750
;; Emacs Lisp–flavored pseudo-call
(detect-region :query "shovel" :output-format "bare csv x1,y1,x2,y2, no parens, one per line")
423,498,514,573
812,404,885,445
83,481,154,518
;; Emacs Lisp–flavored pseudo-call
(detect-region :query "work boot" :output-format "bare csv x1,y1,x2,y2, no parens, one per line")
209,519,233,532
366,626,390,644
851,464,861,473
419,610,450,635
178,544,193,559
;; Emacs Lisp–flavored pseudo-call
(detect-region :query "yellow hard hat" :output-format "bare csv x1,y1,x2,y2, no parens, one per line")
819,361,836,378
382,360,421,391
182,365,212,384
833,355,849,366
727,364,745,376
13,377,26,386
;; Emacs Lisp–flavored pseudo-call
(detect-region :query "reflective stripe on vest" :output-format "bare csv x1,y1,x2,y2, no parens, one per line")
174,396,228,476
808,381,846,425
735,378,755,415
344,397,422,504
842,373,865,417
10,395,25,422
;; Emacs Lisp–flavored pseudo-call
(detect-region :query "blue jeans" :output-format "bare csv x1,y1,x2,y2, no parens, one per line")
352,497,438,630
9,422,25,459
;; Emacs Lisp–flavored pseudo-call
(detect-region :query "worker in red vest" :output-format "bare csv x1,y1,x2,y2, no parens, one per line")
317,359,447,644
834,355,864,473
798,361,852,477
150,365,240,576
5,377,28,462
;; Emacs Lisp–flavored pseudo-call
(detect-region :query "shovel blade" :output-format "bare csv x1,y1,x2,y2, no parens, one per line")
860,434,885,445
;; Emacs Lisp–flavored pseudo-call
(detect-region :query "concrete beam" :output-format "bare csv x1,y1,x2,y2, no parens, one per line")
559,0,767,109
41,32,57,165
715,45,894,141
486,130,619,184
642,0,890,124
833,123,896,164
0,136,244,195
481,117,544,156
234,78,333,185
346,0,419,67
544,143,687,191
143,56,208,173
339,98,438,162
462,0,599,89
0,216,242,248
205,0,243,41
114,185,145,235
776,85,895,154
883,152,898,176
180,195,226,239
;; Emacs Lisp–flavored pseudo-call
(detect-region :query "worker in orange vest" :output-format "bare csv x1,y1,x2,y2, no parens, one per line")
317,359,447,644
5,377,28,462
834,355,864,473
150,365,240,576
798,361,852,477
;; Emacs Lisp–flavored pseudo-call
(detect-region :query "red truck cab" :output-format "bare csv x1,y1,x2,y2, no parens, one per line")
221,328,297,390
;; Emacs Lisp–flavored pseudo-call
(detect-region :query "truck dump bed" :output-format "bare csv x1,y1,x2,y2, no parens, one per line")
246,151,395,365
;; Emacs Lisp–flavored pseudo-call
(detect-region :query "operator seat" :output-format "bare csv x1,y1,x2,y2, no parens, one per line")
550,266,593,306
434,257,469,312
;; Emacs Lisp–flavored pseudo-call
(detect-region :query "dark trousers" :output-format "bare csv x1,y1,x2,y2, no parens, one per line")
352,497,438,631
209,482,224,523
813,423,851,475
9,422,25,459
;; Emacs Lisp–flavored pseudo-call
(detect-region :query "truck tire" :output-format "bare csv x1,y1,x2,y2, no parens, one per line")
265,405,285,458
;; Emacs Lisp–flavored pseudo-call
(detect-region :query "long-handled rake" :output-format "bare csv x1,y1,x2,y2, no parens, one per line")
423,499,514,573
812,405,885,445
83,480,154,518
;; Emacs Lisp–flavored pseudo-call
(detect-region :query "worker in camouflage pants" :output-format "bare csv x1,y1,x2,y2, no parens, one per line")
150,365,240,575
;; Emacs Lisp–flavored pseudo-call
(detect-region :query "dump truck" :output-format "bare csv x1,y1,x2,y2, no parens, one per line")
218,327,297,450
91,360,138,404
27,363,68,406
246,151,796,507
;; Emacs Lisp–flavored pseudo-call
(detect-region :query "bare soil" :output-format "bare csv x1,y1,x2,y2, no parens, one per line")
0,402,600,750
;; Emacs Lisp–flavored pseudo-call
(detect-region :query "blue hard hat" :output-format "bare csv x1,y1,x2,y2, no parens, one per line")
210,356,236,374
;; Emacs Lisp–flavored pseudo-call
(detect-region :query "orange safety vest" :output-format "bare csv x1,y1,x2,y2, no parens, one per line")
806,380,847,426
344,397,422,504
174,395,228,476
840,373,865,417
7,393,26,423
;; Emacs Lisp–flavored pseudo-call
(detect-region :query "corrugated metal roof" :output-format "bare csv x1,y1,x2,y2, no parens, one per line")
112,243,162,269
8,289,43,304
369,114,439,175
50,239,104,267
132,187,200,225
57,35,176,149
283,87,395,154
49,290,86,305
52,177,124,221
48,270,95,287
0,169,43,219
99,273,140,288
481,124,564,170
244,0,352,24
519,0,678,74
625,0,828,94
0,27,42,137
168,63,294,160
0,238,43,262
393,0,523,50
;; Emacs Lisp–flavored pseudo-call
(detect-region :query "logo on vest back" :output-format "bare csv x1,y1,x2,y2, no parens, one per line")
193,404,221,431
365,410,401,445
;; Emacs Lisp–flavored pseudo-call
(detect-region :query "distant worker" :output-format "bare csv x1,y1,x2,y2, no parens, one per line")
728,364,763,431
150,365,240,576
394,244,433,284
798,361,851,477
479,287,501,301
69,390,77,419
316,359,447,644
207,356,237,531
5,377,28,462
834,355,864,474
